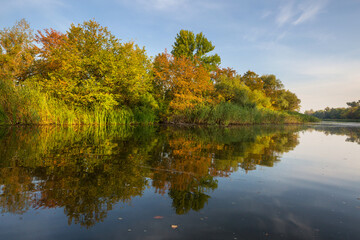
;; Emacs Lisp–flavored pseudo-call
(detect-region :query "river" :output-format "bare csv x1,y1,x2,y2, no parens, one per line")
0,123,359,239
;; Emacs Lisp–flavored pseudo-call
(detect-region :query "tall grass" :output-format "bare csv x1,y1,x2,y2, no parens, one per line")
173,102,319,125
0,79,39,124
0,80,156,126
0,79,317,126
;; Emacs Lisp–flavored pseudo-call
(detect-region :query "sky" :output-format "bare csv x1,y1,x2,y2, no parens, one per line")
1,0,359,111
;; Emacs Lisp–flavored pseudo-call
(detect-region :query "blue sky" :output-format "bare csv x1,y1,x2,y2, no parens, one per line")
1,0,359,111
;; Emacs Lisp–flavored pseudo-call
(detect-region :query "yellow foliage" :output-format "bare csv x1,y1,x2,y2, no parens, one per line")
153,52,214,115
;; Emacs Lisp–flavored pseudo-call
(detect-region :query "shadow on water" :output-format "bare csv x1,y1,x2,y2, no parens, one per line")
0,124,311,228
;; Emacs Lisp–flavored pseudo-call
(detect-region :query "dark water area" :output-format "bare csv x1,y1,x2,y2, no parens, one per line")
0,123,359,240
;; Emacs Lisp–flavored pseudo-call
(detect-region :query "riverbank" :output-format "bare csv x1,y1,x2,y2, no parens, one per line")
0,84,317,126
1,19,310,128
0,104,319,126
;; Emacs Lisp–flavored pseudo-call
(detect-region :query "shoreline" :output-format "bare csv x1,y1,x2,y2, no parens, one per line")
0,121,319,127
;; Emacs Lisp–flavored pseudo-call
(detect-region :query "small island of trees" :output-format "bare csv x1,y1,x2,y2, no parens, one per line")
0,19,317,125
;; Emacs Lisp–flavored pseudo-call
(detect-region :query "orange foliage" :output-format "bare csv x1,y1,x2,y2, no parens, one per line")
35,29,68,74
153,52,214,113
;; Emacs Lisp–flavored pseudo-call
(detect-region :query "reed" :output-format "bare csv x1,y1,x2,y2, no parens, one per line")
0,79,317,126
0,80,156,126
174,102,318,125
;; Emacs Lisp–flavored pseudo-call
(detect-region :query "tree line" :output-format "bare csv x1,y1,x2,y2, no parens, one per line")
0,19,312,125
305,100,360,120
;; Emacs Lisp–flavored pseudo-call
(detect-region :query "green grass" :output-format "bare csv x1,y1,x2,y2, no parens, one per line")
169,102,319,125
0,80,156,126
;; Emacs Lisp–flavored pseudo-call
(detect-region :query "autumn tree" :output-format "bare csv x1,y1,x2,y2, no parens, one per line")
0,19,36,83
33,20,154,110
242,71,264,91
0,19,38,124
153,52,214,117
171,30,221,71
34,28,67,73
212,67,237,83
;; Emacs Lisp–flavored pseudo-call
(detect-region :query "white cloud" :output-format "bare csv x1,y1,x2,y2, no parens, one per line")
276,1,295,26
293,0,327,25
276,0,327,27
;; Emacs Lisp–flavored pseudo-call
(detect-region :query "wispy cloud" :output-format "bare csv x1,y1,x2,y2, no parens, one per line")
115,0,225,24
117,0,223,14
133,0,186,11
276,1,295,26
276,0,327,27
261,10,273,19
293,0,327,25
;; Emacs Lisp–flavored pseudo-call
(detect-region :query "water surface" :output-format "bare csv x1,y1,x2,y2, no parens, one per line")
0,123,359,239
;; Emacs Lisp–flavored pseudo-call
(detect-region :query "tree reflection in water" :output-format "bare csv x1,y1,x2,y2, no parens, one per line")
309,124,360,145
0,125,303,227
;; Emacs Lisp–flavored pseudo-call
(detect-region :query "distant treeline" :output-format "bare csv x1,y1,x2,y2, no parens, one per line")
0,19,317,125
305,100,360,120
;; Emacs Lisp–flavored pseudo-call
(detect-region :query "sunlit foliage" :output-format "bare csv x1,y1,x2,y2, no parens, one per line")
153,52,214,118
171,30,221,71
0,19,36,84
33,20,153,110
0,19,308,125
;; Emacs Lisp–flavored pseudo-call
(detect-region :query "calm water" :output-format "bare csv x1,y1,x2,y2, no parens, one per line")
0,123,359,240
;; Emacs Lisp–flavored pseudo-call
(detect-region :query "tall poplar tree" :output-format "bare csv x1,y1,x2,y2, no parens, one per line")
171,30,221,71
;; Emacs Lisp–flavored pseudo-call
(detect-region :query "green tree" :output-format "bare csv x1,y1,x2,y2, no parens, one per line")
261,74,284,103
346,100,360,108
214,69,254,107
171,30,221,70
274,89,301,111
